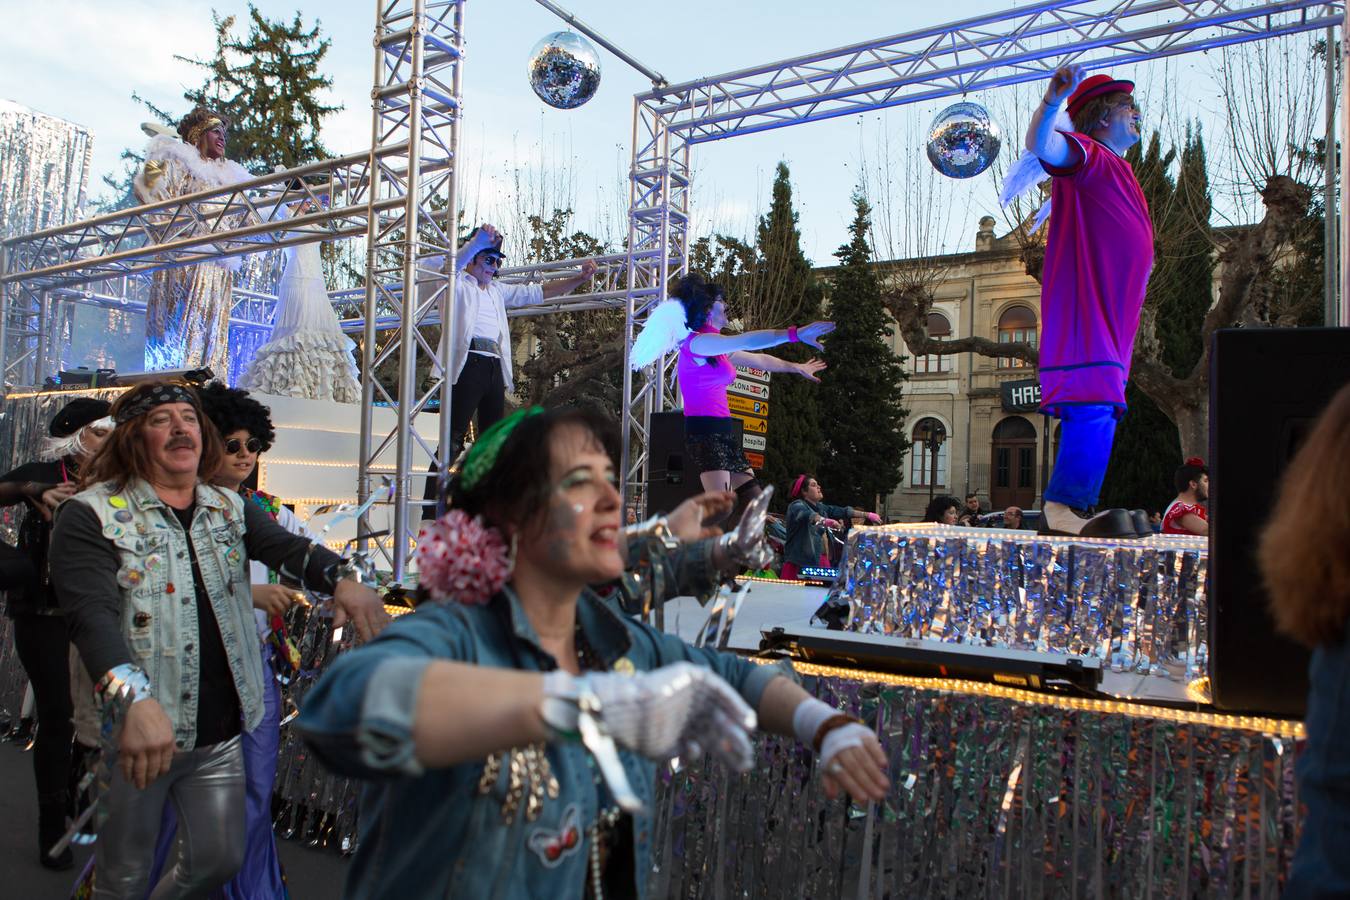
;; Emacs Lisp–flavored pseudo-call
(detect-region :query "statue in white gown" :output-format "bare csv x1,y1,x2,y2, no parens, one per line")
239,203,361,402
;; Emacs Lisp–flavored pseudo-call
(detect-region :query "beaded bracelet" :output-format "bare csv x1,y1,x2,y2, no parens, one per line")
812,713,862,753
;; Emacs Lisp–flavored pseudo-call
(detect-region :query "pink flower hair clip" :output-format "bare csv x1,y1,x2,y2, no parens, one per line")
415,510,514,604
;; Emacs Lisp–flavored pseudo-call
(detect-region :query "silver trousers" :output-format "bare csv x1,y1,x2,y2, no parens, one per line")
94,735,246,900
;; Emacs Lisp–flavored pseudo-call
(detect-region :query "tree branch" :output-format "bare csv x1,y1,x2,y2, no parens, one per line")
880,284,1040,365
1193,175,1311,379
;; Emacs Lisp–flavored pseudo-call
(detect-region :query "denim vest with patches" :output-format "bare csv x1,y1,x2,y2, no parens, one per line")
73,478,264,748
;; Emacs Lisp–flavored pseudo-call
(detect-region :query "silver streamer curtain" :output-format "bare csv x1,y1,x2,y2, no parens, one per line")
839,525,1209,679
652,666,1300,899
0,99,92,241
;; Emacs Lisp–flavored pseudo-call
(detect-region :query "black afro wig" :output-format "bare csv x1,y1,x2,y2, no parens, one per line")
196,382,277,453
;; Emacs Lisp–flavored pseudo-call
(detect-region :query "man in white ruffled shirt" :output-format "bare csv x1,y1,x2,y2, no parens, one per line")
421,224,596,516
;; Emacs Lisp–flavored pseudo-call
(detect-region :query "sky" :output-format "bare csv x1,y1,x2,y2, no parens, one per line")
1,1,1333,265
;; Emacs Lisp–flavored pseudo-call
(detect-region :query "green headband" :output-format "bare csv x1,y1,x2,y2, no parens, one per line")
460,406,544,491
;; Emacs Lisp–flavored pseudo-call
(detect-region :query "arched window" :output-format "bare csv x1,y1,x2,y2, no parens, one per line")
915,312,954,374
996,305,1038,369
910,417,948,487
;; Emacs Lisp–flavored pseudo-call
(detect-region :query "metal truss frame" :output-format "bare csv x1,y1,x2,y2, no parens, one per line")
356,0,466,577
619,0,1345,507
1,0,1345,576
643,0,1344,144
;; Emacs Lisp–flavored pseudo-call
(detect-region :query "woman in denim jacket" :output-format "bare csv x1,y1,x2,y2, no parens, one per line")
298,406,890,899
1259,383,1350,898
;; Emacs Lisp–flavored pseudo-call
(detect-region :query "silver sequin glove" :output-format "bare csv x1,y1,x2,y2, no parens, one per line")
717,485,775,571
542,662,758,772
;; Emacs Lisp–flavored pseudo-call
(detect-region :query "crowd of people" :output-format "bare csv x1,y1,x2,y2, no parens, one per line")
0,382,890,899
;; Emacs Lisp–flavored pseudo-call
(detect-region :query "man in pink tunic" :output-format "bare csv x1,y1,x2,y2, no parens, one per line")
1026,65,1153,537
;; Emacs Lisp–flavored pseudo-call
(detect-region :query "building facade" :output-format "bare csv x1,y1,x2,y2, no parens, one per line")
823,216,1060,522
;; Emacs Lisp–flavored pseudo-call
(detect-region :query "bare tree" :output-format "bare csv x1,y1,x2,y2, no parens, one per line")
1212,35,1327,223
857,109,1032,363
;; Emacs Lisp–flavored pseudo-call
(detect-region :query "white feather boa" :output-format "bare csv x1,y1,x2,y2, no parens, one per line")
998,107,1073,232
134,134,251,201
629,299,691,370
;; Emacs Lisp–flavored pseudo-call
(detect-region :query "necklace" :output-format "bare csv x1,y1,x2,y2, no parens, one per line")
574,624,626,900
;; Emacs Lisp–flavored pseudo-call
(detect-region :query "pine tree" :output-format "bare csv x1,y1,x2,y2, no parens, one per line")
95,6,338,210
749,164,826,507
181,6,340,173
816,193,910,508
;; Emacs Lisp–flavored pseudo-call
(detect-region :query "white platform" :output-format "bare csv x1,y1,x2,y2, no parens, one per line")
253,393,438,552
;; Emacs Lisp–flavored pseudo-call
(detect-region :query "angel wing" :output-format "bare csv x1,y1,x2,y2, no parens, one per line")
998,107,1073,228
629,299,691,370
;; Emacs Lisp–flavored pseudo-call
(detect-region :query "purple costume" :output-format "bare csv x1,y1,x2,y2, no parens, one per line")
1038,131,1153,510
1039,131,1153,415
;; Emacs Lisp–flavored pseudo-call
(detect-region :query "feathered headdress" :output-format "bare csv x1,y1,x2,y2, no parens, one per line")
998,106,1073,232
629,299,691,370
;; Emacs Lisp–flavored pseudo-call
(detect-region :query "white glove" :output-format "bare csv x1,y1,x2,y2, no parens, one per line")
542,662,758,771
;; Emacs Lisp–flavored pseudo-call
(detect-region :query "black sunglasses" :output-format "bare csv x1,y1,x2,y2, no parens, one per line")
225,437,262,455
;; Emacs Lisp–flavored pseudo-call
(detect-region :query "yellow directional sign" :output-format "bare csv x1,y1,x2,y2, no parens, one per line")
728,396,770,418
732,413,768,434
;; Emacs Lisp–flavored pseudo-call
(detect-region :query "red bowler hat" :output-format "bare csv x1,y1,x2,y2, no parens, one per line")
1066,73,1135,118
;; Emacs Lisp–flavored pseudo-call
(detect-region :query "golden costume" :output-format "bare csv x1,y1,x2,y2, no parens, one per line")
133,134,251,376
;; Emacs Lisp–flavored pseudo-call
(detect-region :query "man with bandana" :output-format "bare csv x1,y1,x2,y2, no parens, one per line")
134,107,253,376
50,381,389,899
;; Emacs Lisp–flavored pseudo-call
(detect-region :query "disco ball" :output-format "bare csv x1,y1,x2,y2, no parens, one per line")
925,102,1002,179
527,31,601,110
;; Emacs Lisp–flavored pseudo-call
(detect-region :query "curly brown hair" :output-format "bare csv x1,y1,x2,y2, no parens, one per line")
83,382,224,490
176,106,232,144
1259,382,1350,647
1070,91,1134,135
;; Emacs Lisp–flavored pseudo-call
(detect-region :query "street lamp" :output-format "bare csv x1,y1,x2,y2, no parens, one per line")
916,419,947,502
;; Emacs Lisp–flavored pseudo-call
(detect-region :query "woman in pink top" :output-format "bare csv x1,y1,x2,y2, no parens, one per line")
1025,65,1154,539
632,274,832,512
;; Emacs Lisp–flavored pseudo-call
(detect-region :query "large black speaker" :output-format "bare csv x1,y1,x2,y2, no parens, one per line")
1209,327,1350,717
644,411,744,514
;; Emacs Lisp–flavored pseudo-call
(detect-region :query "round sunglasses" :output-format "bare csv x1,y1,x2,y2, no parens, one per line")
225,437,262,455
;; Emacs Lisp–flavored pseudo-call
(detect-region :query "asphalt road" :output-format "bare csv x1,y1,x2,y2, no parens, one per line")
0,738,348,898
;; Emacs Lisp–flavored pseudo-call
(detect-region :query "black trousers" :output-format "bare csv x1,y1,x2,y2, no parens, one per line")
422,353,507,518
12,613,75,804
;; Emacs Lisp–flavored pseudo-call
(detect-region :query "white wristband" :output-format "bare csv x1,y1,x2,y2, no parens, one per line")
540,670,581,740
791,697,838,747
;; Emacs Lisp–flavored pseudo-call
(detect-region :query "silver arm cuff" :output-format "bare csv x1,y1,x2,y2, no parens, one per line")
622,515,681,550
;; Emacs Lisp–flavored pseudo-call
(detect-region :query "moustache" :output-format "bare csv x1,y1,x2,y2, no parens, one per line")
165,437,197,451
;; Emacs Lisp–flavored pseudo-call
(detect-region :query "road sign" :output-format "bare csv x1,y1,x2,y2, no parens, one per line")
732,413,768,434
729,379,769,399
734,365,771,384
745,451,765,469
743,433,766,452
728,395,770,417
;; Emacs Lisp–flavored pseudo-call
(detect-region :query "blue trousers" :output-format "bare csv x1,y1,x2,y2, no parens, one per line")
1044,404,1119,510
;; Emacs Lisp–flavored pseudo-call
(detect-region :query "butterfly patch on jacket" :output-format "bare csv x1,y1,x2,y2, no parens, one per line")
527,803,582,868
